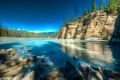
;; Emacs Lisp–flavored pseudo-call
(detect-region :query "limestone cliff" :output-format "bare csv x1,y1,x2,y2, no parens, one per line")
109,12,120,44
57,11,117,40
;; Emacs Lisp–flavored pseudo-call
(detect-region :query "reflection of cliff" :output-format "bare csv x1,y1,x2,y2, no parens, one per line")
109,13,120,44
60,40,114,64
85,42,113,63
57,11,117,40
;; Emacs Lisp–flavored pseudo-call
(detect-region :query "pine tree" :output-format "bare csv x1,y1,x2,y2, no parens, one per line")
100,0,104,11
84,9,89,15
106,0,109,7
91,0,97,12
106,0,120,15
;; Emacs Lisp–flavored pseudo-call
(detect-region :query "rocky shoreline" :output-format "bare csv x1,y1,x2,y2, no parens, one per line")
0,48,120,80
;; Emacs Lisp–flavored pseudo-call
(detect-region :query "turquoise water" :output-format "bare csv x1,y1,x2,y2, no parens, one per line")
0,38,120,71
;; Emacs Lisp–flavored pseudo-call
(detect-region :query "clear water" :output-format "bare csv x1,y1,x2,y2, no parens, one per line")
0,38,120,71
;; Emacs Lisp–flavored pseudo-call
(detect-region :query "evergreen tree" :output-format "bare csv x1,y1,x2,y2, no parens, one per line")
100,0,104,11
106,0,109,7
106,0,120,15
84,9,89,15
91,0,97,12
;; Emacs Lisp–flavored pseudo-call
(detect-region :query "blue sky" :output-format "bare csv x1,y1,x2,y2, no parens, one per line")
0,0,107,32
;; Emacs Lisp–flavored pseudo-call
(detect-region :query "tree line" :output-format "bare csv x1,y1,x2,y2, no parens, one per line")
84,0,120,16
0,24,51,38
63,0,120,26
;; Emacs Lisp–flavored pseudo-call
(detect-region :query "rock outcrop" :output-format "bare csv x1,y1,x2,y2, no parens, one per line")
109,12,120,44
57,11,117,40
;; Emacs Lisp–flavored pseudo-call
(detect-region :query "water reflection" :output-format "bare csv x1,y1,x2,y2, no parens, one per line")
60,40,115,68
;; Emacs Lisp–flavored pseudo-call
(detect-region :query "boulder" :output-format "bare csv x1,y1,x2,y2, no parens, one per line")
22,71,35,80
47,67,65,80
87,69,103,80
0,49,5,55
0,76,13,80
91,66,103,75
28,56,38,62
13,73,24,80
78,64,87,76
65,60,85,80
0,66,23,77
0,58,28,76
104,69,120,80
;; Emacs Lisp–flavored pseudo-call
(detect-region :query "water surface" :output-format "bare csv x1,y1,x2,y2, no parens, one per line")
0,38,120,71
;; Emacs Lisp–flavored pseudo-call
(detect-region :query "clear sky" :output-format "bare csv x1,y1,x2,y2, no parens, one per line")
0,0,107,32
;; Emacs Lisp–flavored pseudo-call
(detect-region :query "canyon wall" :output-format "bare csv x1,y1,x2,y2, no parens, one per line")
57,11,117,40
109,12,120,44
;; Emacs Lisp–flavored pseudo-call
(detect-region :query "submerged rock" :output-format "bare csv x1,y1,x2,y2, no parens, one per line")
73,55,79,60
28,56,38,62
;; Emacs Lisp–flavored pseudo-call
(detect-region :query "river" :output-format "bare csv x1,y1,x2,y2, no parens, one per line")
0,38,120,71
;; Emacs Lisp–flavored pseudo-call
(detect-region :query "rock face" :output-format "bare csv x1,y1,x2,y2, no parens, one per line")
57,11,117,40
109,13,120,44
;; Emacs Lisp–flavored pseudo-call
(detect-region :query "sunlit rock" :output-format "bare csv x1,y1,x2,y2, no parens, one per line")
57,11,117,40
22,71,35,80
47,67,65,80
13,73,24,80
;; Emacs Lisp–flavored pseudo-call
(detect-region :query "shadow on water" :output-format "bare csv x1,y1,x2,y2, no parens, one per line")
29,42,80,68
0,42,22,49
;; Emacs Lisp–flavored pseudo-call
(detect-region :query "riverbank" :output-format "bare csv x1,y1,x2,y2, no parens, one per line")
0,48,120,80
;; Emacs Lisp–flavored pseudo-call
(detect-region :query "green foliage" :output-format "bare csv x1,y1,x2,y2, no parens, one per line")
84,9,89,15
0,25,51,38
106,0,120,15
106,0,109,7
91,0,97,12
100,0,104,11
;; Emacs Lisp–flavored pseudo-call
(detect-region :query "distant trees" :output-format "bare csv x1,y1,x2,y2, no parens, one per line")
0,24,50,38
91,0,97,12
